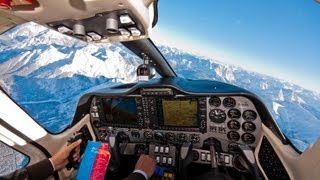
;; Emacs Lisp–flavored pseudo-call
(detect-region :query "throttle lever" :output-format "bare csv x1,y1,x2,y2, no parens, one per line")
178,142,193,180
66,132,83,170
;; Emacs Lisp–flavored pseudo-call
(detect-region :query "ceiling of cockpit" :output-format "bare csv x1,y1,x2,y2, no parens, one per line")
0,11,27,34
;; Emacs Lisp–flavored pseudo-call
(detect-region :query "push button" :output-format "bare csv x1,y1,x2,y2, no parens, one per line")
160,146,164,153
165,146,170,154
155,146,159,153
162,157,167,164
224,155,230,164
156,156,160,163
201,153,206,161
167,157,173,165
206,153,211,162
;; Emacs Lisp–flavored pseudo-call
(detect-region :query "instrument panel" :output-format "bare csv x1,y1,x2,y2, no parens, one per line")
89,90,262,153
71,78,284,179
207,96,261,146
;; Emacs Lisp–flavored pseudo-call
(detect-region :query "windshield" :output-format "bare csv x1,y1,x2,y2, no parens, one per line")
0,22,143,133
152,1,320,152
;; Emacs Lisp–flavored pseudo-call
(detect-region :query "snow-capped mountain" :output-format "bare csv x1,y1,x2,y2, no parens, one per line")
156,44,320,151
0,22,320,174
0,22,143,133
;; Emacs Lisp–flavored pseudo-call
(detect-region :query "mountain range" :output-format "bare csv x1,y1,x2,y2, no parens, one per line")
0,22,319,174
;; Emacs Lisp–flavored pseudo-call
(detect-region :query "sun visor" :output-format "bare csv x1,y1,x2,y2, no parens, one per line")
0,91,47,144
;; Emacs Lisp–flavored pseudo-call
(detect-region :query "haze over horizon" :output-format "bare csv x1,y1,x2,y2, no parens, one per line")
152,1,320,92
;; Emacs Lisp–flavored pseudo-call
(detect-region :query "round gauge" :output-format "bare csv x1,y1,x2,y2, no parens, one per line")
209,109,227,123
228,143,239,152
242,110,257,121
227,120,240,130
241,133,255,144
165,132,175,141
209,96,221,107
189,134,200,143
177,133,188,142
228,109,241,119
242,122,256,132
223,97,236,108
144,131,153,139
227,131,240,141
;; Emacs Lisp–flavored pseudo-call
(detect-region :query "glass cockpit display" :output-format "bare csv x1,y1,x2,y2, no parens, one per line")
103,98,138,125
159,98,198,127
101,97,200,128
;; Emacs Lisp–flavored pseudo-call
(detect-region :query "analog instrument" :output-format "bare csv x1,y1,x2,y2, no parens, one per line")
189,134,200,143
243,110,257,121
228,109,241,119
227,131,240,141
209,96,221,107
209,109,227,123
241,133,255,144
242,122,256,132
227,120,240,130
165,132,175,141
177,133,188,142
223,97,236,108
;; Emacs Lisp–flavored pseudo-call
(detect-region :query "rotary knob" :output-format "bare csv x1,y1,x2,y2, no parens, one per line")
154,132,164,141
189,134,200,143
144,131,153,139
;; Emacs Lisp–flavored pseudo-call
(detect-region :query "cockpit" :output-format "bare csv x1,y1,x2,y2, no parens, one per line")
0,0,320,180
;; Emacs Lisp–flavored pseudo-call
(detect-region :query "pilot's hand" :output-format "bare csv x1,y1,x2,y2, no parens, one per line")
135,154,157,178
51,139,82,170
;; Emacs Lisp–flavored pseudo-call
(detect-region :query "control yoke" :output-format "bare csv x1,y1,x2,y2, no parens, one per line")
107,131,129,174
66,132,85,170
237,144,261,179
178,142,193,179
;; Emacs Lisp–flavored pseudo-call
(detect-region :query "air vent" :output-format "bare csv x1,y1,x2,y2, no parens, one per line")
258,136,290,180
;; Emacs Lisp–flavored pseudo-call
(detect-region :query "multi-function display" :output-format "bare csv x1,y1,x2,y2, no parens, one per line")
102,97,199,128
158,98,198,127
103,98,138,125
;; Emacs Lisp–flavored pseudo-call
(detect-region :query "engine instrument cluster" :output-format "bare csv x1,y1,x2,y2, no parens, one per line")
207,96,261,146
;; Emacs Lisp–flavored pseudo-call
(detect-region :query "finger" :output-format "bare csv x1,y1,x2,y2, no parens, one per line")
73,156,79,162
62,161,68,168
73,153,80,159
67,139,82,152
75,146,80,153
74,148,80,155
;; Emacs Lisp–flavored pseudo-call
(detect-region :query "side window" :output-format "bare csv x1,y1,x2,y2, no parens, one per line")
0,142,29,176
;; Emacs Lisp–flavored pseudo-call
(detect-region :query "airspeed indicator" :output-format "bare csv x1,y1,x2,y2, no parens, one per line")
209,109,226,123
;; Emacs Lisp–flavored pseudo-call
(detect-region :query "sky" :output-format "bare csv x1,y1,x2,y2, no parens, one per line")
151,0,320,92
